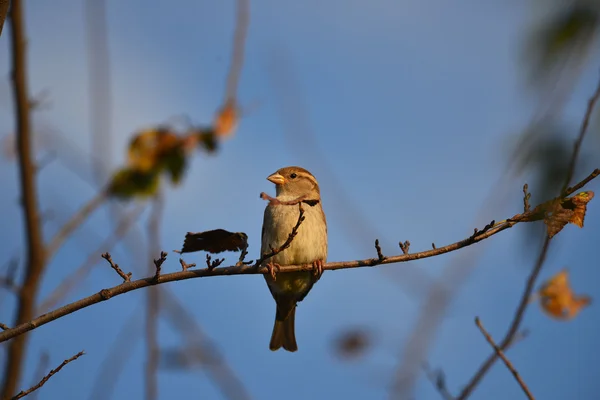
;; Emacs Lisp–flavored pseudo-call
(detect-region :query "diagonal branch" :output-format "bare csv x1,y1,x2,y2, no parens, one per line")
10,351,84,400
0,169,597,344
474,317,534,400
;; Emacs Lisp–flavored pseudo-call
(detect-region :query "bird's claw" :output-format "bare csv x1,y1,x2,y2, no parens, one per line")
266,262,281,281
312,259,324,281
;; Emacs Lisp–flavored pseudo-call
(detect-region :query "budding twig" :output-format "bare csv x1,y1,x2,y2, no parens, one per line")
101,253,132,282
179,258,196,272
152,251,168,282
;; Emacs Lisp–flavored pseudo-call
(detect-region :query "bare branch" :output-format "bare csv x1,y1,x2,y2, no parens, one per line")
101,253,131,282
0,0,7,37
474,317,534,400
2,1,47,396
11,351,84,400
0,323,9,330
457,72,600,400
0,170,596,344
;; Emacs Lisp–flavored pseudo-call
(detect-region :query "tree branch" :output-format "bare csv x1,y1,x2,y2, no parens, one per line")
2,1,47,397
10,351,84,400
0,0,8,37
0,170,596,344
456,72,600,400
474,317,534,400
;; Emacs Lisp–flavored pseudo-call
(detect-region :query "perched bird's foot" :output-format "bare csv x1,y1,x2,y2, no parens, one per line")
266,262,281,281
312,259,324,281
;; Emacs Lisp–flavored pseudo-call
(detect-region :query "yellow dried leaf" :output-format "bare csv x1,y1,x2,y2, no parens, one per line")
526,191,595,238
213,100,238,138
569,191,594,228
538,269,591,320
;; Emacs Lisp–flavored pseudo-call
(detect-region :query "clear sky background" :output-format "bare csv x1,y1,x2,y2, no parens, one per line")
0,1,599,399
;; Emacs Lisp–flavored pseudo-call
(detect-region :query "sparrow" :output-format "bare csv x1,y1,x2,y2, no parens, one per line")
261,166,328,352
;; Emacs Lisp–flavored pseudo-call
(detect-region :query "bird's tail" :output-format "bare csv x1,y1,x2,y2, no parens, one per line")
269,302,298,352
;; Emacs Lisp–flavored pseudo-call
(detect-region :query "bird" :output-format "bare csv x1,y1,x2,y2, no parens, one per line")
260,166,328,352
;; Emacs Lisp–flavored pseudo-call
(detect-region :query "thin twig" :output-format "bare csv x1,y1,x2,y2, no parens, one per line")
101,253,132,282
1,170,596,344
474,317,534,400
10,351,85,400
2,1,47,397
0,323,9,330
254,203,305,267
374,239,385,262
179,259,196,272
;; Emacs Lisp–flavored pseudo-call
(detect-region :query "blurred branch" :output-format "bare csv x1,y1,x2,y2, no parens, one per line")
10,351,84,400
38,204,146,313
457,72,600,400
1,170,597,344
423,363,454,400
45,190,108,261
224,0,249,102
85,0,113,186
160,293,252,400
474,317,534,400
145,194,164,400
88,305,142,400
0,0,8,37
1,1,48,397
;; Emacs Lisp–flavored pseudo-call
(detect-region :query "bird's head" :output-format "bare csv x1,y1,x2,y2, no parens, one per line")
267,166,320,198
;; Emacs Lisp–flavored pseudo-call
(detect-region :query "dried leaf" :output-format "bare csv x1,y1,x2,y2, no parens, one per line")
538,269,592,320
524,191,594,238
178,229,248,254
213,100,239,138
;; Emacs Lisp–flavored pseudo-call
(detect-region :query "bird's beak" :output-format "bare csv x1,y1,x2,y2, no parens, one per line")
267,172,286,185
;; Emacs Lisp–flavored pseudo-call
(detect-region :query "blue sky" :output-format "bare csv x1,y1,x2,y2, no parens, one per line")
1,1,599,399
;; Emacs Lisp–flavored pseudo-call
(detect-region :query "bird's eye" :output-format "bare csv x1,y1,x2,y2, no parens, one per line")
290,173,297,179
